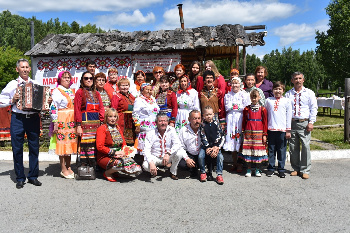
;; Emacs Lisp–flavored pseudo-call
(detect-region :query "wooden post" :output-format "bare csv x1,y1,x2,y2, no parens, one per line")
229,55,233,70
344,78,350,143
243,45,246,75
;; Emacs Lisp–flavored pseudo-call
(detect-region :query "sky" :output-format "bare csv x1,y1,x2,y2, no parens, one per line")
1,0,331,59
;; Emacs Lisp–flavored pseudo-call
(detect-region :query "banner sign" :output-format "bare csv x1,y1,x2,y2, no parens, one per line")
32,53,181,90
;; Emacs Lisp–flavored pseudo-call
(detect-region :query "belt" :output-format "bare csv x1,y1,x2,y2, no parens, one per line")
12,112,37,118
248,119,261,121
292,118,308,122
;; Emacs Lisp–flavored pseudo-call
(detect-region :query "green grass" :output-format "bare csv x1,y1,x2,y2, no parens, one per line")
0,142,49,152
312,127,350,149
314,113,344,126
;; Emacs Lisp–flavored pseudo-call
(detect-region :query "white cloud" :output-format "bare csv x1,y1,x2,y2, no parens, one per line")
157,0,297,30
246,46,269,60
95,10,156,29
0,0,162,12
273,19,329,46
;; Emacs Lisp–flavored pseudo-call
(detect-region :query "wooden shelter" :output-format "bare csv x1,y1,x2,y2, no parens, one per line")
25,24,266,76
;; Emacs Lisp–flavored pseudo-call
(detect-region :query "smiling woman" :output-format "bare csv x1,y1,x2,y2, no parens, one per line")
50,70,77,179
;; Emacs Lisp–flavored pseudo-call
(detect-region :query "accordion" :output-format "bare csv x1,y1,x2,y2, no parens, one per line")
16,83,51,111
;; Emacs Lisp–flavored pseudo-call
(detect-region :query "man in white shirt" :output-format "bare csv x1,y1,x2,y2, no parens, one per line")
285,72,318,179
142,112,186,180
178,110,201,178
0,59,43,188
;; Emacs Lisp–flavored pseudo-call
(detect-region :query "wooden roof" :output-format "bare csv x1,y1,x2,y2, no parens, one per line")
25,24,266,57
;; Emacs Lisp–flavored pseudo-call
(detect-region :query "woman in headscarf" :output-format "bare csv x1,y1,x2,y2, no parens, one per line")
132,83,160,154
50,70,77,179
175,75,200,133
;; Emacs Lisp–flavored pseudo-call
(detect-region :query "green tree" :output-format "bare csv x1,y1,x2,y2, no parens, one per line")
316,0,350,88
0,46,29,91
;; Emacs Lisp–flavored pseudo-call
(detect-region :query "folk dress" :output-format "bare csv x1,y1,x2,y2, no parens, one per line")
132,95,160,153
223,90,250,152
50,85,77,156
156,89,178,125
111,92,136,145
175,88,200,133
239,104,268,163
74,88,104,167
96,124,141,175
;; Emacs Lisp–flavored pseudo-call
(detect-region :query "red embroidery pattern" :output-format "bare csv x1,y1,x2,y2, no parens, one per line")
273,98,280,111
158,134,167,158
293,93,302,116
37,56,132,71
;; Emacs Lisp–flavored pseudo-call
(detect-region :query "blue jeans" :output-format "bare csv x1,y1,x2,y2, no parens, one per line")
267,131,287,172
10,113,40,182
198,148,223,175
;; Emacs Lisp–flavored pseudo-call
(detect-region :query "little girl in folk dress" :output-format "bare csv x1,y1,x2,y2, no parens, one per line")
240,89,268,177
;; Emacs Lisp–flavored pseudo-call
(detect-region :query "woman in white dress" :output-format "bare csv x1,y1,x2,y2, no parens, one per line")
175,75,200,133
132,83,160,154
223,77,250,173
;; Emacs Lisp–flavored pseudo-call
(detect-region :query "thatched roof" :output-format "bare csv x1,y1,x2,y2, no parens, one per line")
25,24,266,56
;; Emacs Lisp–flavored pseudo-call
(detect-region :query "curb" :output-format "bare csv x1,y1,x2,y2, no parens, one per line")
1,150,350,162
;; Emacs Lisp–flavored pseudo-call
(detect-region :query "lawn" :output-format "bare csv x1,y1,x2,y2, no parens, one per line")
314,112,344,126
312,127,350,149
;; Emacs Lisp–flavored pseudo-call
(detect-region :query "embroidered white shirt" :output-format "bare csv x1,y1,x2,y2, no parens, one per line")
143,125,182,163
285,87,318,124
178,124,201,158
50,85,75,121
265,97,292,132
0,76,39,114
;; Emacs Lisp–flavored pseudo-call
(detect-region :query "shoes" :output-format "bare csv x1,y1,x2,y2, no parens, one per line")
16,181,25,189
216,175,224,185
266,170,274,177
170,173,179,180
290,171,299,176
60,172,74,179
200,173,207,182
255,169,262,177
28,179,42,186
302,173,309,179
279,172,286,178
245,169,252,177
207,173,214,181
103,172,117,182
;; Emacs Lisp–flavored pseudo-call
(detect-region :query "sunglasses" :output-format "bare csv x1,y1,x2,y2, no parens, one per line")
83,77,93,81
154,71,163,74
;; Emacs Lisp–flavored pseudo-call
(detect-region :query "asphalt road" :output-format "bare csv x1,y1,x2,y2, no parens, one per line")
0,159,349,233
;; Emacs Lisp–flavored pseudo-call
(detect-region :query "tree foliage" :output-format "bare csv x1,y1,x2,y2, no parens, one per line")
214,47,326,93
316,0,350,88
0,10,105,53
0,46,30,91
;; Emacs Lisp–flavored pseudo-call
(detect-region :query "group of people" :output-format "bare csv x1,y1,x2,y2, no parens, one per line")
0,58,318,189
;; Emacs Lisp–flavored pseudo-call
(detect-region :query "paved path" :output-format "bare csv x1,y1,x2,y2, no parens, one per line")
0,159,349,232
